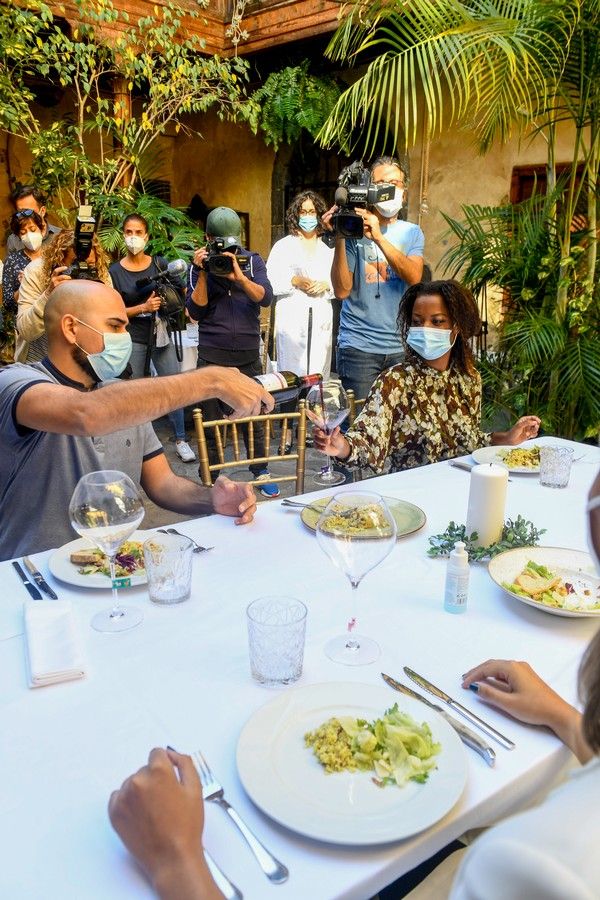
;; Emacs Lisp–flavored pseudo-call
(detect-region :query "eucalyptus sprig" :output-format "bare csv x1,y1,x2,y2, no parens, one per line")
428,515,546,562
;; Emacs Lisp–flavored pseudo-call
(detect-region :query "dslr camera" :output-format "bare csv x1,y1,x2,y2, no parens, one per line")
136,258,188,319
332,161,394,239
63,206,99,280
202,237,249,276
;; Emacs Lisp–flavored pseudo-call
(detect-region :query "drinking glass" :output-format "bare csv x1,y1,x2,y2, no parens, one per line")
143,533,193,605
539,446,574,488
247,595,307,685
306,379,349,486
316,491,396,665
69,470,145,632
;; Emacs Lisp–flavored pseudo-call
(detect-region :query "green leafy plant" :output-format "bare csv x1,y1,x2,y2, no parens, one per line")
0,0,257,215
251,61,341,151
428,516,547,562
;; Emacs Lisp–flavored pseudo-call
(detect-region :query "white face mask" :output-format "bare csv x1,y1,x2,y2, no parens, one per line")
374,187,404,218
21,230,43,252
124,235,147,255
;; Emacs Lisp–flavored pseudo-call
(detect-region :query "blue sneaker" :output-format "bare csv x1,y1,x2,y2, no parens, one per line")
256,470,280,498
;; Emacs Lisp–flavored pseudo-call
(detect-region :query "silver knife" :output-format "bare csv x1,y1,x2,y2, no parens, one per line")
12,561,42,600
23,557,58,599
404,666,515,750
381,672,496,767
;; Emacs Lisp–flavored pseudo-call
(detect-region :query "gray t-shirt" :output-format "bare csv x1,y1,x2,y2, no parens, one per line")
0,359,163,560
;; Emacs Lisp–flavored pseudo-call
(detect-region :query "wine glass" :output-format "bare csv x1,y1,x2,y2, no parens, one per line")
316,492,396,665
306,379,349,486
69,470,145,633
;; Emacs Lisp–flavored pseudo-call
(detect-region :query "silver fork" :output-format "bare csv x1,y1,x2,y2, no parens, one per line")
156,528,214,553
193,750,289,884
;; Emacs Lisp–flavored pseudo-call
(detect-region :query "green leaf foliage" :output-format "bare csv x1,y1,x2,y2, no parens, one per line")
251,61,341,151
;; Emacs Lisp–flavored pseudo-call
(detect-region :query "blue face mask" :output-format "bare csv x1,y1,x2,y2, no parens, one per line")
406,326,456,361
298,215,318,233
75,318,132,381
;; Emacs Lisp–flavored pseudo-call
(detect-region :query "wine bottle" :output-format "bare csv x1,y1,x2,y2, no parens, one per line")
253,372,322,406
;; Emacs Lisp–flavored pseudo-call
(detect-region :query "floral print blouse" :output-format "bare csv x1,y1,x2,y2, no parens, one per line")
344,356,492,473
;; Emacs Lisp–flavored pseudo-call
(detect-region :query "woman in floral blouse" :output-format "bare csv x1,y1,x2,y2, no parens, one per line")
313,280,540,473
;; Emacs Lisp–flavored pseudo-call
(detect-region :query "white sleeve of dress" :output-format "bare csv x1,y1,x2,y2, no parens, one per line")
449,836,596,900
266,238,295,298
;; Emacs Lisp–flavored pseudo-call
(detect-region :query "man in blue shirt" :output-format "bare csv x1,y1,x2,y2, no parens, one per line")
331,156,425,400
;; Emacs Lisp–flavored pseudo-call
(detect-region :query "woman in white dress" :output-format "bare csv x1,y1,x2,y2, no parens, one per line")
267,190,334,382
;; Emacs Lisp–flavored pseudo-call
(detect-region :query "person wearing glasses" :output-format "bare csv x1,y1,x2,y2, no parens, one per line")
5,184,61,254
330,155,425,401
2,209,46,346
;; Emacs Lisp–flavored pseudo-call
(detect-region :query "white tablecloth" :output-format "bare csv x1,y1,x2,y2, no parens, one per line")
1,436,598,899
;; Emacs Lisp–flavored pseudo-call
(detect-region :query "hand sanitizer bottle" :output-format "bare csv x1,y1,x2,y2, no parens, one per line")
444,541,469,614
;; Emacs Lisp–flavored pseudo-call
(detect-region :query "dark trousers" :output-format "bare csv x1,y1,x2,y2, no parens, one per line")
196,354,266,477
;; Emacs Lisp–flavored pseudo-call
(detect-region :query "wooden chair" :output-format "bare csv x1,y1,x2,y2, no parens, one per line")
193,400,307,496
346,389,366,426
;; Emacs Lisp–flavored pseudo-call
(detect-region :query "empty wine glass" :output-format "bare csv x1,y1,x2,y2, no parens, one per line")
316,491,396,665
69,470,145,633
306,379,349,486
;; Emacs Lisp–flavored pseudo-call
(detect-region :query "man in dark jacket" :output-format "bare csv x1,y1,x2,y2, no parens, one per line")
187,207,279,496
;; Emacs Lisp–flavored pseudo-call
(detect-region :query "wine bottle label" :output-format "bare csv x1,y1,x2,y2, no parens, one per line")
300,373,323,387
254,373,289,392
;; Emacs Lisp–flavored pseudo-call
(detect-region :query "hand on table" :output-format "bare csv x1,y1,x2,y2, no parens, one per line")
212,475,257,524
108,748,221,900
462,660,588,762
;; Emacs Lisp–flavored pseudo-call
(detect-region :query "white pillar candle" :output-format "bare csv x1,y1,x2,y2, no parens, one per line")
465,463,508,548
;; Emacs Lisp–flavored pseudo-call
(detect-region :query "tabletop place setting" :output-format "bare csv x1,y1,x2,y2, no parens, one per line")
3,432,600,899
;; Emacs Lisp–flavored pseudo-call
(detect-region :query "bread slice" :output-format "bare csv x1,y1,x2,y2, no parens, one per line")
70,549,103,566
515,572,561,596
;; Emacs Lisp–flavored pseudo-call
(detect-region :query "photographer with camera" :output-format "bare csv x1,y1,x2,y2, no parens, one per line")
187,206,279,497
16,226,111,363
330,156,425,401
109,214,196,464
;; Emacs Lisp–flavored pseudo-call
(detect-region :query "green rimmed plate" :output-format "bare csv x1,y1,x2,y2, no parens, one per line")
300,496,426,540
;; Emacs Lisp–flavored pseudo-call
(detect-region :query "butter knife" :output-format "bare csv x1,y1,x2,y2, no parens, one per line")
404,666,515,750
381,673,496,767
12,561,42,600
23,557,58,599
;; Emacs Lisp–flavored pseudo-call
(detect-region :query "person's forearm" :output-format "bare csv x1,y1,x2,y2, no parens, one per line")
190,269,209,308
237,275,265,303
21,367,235,437
373,237,422,284
547,703,591,764
153,853,223,900
331,239,352,298
143,472,214,516
127,303,150,318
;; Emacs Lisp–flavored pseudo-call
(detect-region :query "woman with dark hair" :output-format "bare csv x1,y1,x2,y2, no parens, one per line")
267,190,335,384
2,210,46,346
313,279,539,473
16,227,111,363
109,214,195,463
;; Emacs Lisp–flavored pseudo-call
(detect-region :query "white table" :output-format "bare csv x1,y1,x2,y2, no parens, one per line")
1,436,598,900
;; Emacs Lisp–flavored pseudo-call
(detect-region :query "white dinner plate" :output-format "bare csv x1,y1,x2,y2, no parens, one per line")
236,682,467,845
48,531,149,589
488,546,600,617
471,445,540,473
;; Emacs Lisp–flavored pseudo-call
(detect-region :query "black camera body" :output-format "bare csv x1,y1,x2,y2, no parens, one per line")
64,207,98,280
333,161,394,239
202,237,249,276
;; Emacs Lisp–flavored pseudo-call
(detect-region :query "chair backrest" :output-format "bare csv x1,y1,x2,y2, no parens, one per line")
346,389,366,426
193,399,307,496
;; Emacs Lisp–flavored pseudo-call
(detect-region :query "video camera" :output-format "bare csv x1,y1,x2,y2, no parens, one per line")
202,236,249,276
332,161,394,239
63,206,99,280
136,258,188,319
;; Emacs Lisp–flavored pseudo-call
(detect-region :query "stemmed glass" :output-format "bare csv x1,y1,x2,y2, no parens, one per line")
306,379,350,486
316,492,396,665
69,470,145,633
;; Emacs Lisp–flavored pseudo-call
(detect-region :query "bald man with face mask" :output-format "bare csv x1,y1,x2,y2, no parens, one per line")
0,280,274,560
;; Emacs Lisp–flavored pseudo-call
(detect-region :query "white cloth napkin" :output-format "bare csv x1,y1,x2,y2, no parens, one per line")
24,600,86,688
